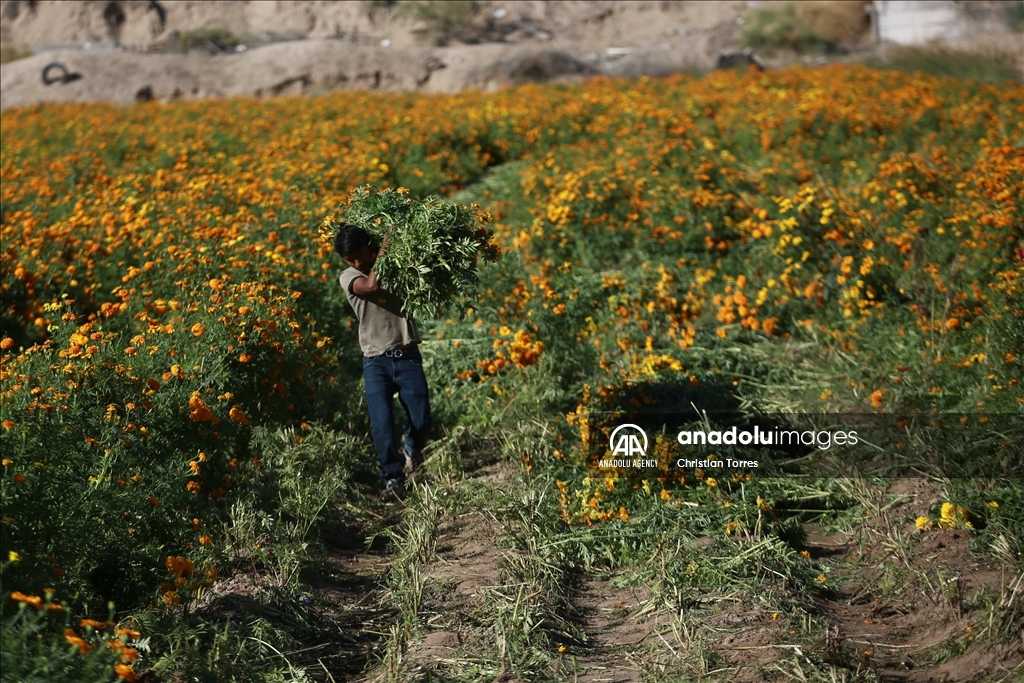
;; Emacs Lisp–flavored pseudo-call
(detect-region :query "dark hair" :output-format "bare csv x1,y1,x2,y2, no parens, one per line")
334,224,371,257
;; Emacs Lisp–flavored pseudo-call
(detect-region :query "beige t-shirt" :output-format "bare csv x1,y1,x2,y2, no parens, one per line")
339,267,420,357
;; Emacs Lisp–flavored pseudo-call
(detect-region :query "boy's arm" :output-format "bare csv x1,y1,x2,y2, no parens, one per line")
350,225,396,296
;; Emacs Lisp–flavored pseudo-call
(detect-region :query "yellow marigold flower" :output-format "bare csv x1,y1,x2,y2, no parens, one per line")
986,501,999,509
940,502,955,520
817,574,827,583
660,489,671,501
8,551,19,562
915,516,931,531
1,458,12,466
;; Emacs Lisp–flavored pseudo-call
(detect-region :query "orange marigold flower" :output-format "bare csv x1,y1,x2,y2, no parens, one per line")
11,591,43,608
0,337,13,350
238,352,253,363
1,421,12,430
1,457,13,465
191,323,205,337
64,628,91,654
80,618,107,629
199,535,213,547
228,407,248,425
146,378,160,391
116,628,142,639
189,460,201,475
186,481,201,493
114,663,139,681
13,474,27,483
869,390,884,408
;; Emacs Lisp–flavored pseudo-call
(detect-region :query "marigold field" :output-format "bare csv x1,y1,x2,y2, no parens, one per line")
1,65,1022,682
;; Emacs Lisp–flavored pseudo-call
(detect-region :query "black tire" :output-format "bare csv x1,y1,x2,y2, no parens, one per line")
42,62,81,85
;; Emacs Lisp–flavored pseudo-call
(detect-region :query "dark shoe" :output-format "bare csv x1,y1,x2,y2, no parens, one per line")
382,478,407,502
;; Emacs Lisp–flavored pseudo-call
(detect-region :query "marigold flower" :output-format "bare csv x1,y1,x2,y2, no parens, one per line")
186,481,201,493
1,457,13,465
0,337,13,350
191,323,206,337
64,628,91,654
199,535,213,547
869,390,884,408
229,407,248,425
915,516,931,531
11,591,43,608
114,663,139,681
13,474,27,483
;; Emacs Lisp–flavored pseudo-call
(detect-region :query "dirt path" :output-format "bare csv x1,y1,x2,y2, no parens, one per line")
571,576,655,683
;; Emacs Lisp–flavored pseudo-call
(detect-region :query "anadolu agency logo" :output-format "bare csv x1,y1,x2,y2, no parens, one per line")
601,424,656,468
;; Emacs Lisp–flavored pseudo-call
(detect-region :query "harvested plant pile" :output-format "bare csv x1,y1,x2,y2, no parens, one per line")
320,186,499,319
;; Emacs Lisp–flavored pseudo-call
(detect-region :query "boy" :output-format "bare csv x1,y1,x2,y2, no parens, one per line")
335,224,431,501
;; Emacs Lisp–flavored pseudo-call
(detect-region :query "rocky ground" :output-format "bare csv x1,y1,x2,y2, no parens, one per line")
3,1,1019,109
0,0,855,109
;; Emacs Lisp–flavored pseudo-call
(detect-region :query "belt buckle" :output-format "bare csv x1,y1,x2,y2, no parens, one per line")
387,348,404,358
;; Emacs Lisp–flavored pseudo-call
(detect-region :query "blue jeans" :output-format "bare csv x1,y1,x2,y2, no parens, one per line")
363,346,431,483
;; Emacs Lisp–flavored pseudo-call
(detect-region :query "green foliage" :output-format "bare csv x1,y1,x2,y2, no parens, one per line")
172,27,240,53
865,45,1023,84
1006,1,1024,31
742,3,837,54
323,186,499,320
393,0,484,47
0,43,32,65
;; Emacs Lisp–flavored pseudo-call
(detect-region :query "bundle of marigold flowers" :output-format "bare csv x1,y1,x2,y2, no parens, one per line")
320,186,499,319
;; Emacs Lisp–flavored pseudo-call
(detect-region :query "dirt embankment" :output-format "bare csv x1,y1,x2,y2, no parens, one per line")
0,0,756,109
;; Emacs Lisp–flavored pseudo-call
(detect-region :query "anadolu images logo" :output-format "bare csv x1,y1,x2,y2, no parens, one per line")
609,424,648,457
